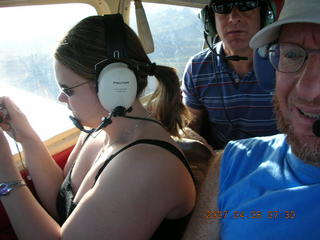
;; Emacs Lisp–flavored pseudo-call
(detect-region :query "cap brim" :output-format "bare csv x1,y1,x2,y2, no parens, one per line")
250,17,320,49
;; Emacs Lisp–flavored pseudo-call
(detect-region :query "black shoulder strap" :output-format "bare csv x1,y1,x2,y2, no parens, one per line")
94,139,195,184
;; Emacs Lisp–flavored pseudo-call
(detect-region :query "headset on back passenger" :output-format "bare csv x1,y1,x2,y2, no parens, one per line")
199,0,276,41
198,0,278,89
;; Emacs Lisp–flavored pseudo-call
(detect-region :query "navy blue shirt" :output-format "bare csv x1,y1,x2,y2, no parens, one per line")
182,42,278,149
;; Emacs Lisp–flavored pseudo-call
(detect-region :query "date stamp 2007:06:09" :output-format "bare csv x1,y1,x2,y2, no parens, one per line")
206,210,296,220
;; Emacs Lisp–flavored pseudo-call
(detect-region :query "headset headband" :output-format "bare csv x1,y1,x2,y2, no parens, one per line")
103,14,128,59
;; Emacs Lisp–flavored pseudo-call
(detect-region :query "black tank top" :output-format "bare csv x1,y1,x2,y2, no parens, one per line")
56,139,195,239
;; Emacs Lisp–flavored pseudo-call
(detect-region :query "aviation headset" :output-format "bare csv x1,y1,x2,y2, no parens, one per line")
252,44,276,91
95,14,139,115
199,0,276,40
70,14,161,133
250,1,281,92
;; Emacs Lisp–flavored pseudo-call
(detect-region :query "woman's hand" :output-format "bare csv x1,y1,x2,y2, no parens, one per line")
0,128,22,180
0,97,37,143
0,128,13,162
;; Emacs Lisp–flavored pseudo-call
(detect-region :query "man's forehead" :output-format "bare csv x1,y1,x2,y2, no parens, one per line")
279,23,320,42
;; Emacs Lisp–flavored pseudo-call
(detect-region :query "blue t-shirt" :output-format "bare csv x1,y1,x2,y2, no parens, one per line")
181,42,278,149
218,134,320,239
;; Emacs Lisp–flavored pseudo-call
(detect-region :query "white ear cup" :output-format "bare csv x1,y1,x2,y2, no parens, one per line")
97,62,137,112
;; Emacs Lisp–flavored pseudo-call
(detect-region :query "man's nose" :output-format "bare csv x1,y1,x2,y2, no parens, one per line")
228,7,242,23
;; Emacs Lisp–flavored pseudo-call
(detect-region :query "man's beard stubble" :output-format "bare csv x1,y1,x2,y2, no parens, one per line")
274,96,320,167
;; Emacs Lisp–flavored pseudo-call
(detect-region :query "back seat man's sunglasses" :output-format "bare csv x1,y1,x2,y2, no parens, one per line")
211,0,260,14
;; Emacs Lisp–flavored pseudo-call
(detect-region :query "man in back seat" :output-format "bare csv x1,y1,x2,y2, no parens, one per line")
182,0,320,239
181,0,279,150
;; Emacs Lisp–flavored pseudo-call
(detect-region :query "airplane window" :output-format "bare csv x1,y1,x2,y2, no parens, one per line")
129,2,203,95
0,4,96,151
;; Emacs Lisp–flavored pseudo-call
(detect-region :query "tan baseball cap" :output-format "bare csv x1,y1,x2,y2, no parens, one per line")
250,0,320,48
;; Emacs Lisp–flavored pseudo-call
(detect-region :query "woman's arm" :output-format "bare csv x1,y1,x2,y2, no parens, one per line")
0,129,61,240
0,97,64,218
20,134,64,218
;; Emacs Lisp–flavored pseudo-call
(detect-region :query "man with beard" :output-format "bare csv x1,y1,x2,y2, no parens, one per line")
181,0,279,150
182,0,320,239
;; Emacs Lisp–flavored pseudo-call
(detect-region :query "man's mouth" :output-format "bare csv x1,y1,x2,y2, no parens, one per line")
298,108,320,119
228,30,243,34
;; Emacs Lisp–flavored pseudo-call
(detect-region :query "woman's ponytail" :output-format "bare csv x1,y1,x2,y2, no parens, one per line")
146,65,191,137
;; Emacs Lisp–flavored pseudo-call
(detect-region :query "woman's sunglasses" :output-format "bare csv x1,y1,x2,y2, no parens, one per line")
212,0,260,14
